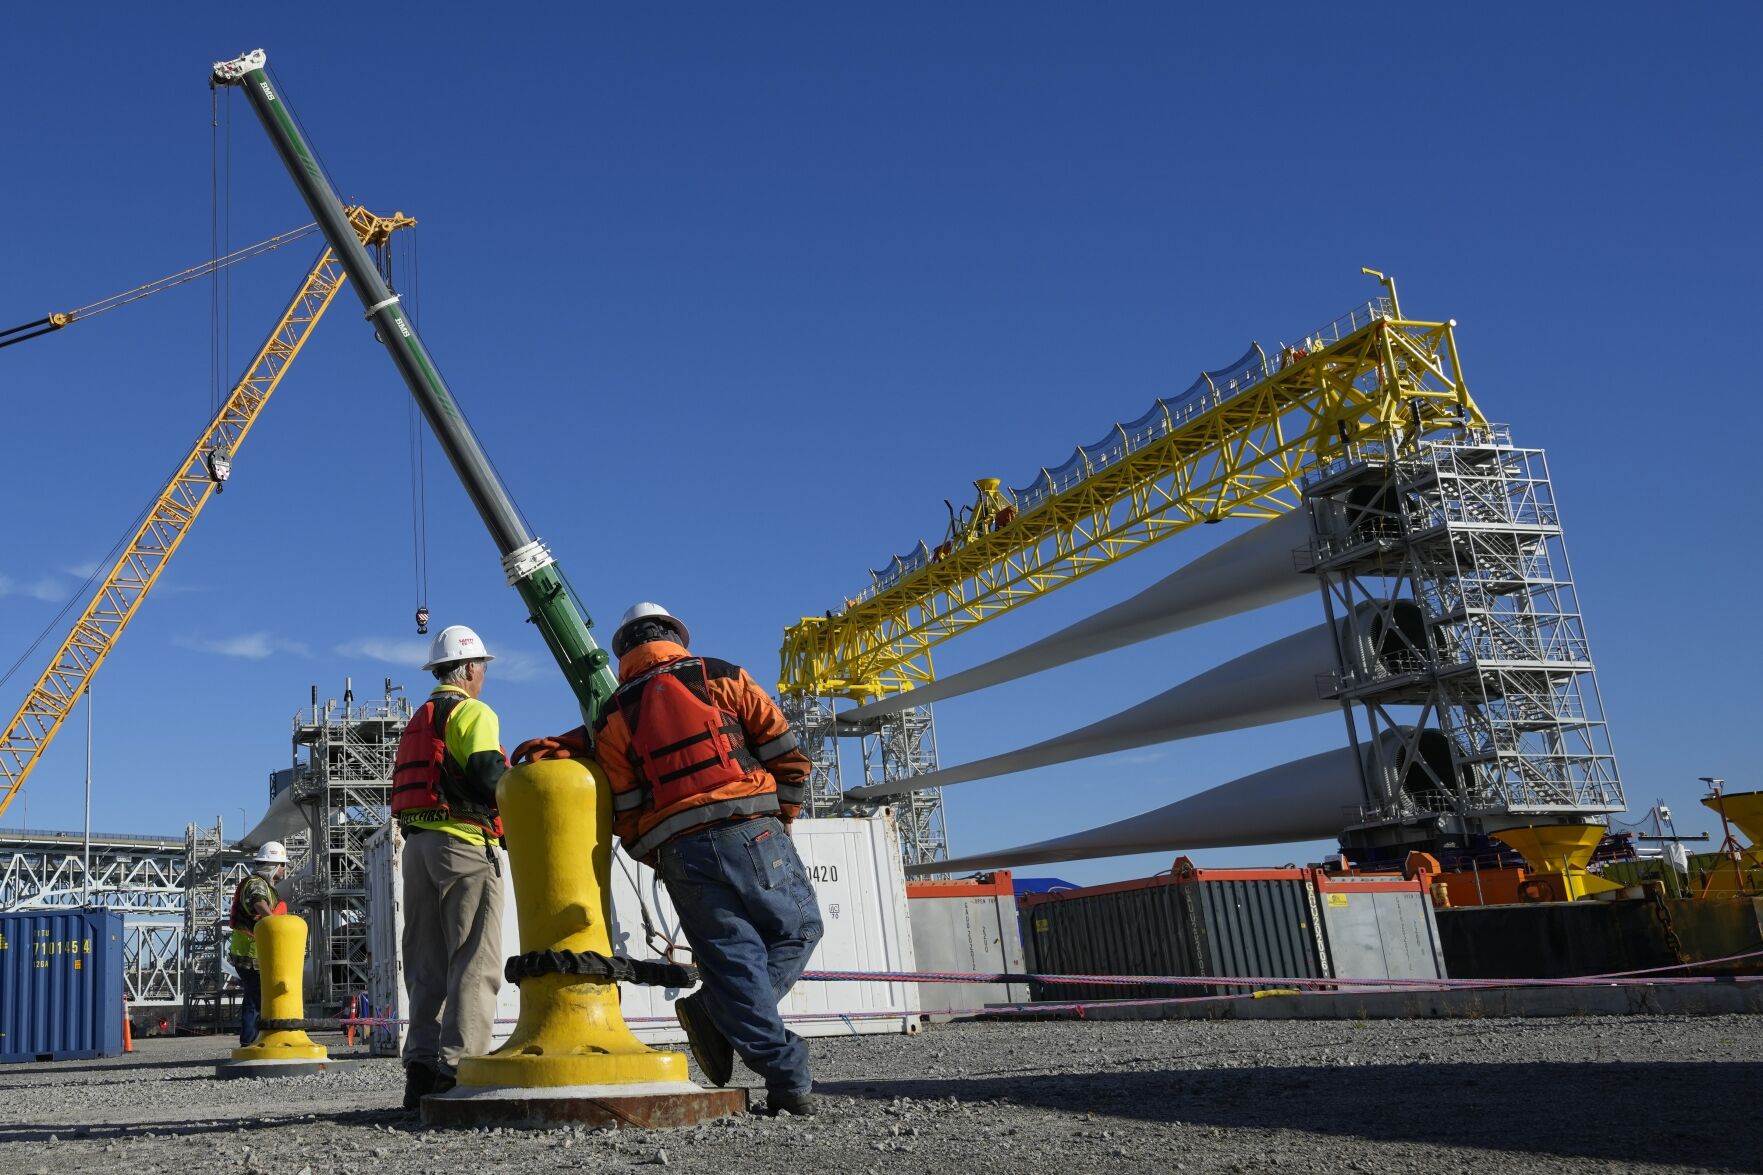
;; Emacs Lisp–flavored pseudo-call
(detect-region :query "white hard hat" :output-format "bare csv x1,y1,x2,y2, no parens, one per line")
422,624,497,671
255,841,289,865
611,602,690,655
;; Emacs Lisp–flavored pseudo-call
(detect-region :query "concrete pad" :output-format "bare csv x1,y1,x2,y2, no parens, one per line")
422,1079,749,1130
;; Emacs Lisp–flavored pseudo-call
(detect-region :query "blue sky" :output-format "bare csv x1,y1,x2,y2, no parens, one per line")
2,5,1758,886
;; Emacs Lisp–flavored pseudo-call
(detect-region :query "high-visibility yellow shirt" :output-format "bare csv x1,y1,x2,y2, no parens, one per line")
401,685,506,848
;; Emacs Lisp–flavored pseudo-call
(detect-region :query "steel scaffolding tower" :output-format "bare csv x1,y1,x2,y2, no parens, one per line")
778,694,845,816
778,694,949,868
1304,425,1624,864
288,680,412,1011
858,707,948,868
179,820,250,1028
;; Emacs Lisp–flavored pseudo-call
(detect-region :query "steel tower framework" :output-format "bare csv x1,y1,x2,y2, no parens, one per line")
179,820,254,1028
1305,426,1624,863
287,681,412,1010
776,696,949,866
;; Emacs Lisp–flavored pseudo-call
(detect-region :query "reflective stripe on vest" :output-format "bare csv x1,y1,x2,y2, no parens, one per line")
751,730,798,761
616,658,757,814
625,791,781,861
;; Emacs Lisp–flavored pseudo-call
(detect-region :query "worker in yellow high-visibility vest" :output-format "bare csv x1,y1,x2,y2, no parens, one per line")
227,842,290,1046
390,624,507,1110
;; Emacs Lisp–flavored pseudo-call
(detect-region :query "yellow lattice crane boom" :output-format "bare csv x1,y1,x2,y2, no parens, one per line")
0,207,413,818
779,278,1485,703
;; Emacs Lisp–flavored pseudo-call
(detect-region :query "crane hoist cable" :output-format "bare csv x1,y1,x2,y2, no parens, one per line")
385,230,434,635
0,223,322,350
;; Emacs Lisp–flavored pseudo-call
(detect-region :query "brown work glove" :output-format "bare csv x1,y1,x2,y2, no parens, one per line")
511,726,590,765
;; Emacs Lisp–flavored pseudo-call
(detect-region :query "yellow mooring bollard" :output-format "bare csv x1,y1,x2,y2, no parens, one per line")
431,758,747,1127
459,758,685,1087
216,913,354,1078
232,915,327,1062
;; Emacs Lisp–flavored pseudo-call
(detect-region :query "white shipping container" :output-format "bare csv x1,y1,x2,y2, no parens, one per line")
365,814,919,1058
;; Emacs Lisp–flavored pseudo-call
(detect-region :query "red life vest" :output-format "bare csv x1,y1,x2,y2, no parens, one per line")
615,658,756,812
391,694,504,837
229,877,288,932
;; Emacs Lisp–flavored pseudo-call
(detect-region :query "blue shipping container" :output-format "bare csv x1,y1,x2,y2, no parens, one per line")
0,909,125,1064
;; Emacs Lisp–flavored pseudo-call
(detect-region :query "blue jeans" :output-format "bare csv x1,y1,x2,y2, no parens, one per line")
657,816,822,1096
236,963,262,1046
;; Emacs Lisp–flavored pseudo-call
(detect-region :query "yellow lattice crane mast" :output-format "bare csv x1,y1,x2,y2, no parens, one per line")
0,207,413,819
779,274,1486,703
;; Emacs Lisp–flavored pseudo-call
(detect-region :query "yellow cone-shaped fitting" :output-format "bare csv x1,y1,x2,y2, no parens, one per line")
1491,825,1623,900
1703,791,1763,851
456,759,686,1088
231,914,327,1062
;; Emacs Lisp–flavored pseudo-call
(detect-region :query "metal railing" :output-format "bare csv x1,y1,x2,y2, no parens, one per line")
853,299,1392,603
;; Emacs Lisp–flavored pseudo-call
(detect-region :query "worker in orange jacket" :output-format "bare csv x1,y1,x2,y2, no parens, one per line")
514,602,822,1116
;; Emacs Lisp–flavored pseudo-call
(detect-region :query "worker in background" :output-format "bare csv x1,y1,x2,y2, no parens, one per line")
227,841,290,1046
513,602,822,1116
391,624,507,1111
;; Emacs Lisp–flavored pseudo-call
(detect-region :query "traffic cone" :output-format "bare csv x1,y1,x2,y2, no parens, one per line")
122,997,133,1054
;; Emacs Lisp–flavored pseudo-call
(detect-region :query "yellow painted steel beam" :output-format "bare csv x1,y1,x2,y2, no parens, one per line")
779,309,1484,702
0,208,414,819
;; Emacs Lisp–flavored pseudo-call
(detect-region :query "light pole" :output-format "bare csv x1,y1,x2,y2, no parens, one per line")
83,684,92,908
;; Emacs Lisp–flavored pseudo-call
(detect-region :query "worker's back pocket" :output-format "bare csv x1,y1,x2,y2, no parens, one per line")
744,825,793,891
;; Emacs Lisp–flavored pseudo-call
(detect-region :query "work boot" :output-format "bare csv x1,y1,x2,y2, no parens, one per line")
674,992,734,1087
401,1063,436,1111
431,1071,458,1097
758,1089,817,1117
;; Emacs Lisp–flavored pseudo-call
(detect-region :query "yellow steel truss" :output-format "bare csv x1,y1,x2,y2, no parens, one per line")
779,293,1485,702
0,208,414,818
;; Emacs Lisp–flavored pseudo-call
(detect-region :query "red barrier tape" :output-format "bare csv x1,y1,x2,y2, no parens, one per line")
330,945,1763,1032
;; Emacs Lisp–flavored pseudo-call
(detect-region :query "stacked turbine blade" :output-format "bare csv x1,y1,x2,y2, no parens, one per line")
846,599,1424,801
902,729,1450,877
847,510,1316,721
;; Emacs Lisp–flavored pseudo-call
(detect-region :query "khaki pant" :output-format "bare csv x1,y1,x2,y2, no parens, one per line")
400,829,503,1076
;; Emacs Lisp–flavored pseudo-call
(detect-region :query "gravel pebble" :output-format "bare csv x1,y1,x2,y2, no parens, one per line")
0,1017,1754,1172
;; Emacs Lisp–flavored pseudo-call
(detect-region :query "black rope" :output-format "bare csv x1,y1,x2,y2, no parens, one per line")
504,949,698,989
255,1017,337,1032
0,321,62,349
210,83,220,417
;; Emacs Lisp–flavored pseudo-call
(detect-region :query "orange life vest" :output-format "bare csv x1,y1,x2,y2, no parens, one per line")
613,657,757,812
391,695,503,838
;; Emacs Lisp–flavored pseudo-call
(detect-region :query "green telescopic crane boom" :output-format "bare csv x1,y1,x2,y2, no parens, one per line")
211,48,618,721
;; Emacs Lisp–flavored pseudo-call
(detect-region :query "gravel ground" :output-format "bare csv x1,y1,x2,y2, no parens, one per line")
0,1015,1756,1174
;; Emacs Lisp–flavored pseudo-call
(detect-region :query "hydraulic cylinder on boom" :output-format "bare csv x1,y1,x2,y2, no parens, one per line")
212,48,618,722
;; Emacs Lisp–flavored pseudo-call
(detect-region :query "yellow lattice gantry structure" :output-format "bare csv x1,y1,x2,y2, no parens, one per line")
779,278,1485,703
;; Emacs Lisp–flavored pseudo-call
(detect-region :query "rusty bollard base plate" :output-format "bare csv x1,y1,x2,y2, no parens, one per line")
423,1080,748,1130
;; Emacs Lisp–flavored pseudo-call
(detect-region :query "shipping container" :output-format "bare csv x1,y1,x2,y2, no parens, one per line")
1437,894,1763,980
1021,864,1328,1001
907,871,1029,1017
366,814,919,1057
1311,871,1446,984
0,910,125,1064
